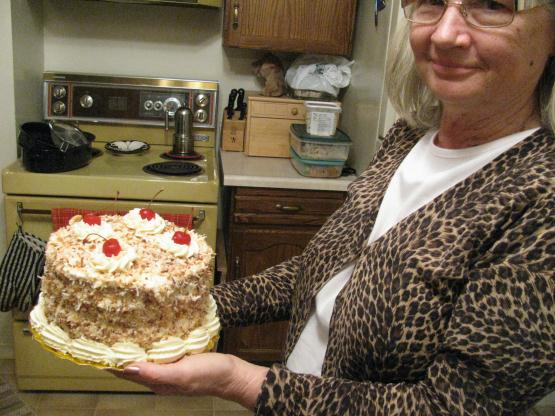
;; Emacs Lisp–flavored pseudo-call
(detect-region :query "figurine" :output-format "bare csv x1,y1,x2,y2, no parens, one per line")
252,53,286,97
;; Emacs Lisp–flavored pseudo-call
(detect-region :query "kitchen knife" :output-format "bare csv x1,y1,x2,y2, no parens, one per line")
239,102,247,120
235,88,245,111
227,89,238,119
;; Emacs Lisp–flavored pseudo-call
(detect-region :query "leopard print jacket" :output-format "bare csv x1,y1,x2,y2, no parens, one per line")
212,120,555,415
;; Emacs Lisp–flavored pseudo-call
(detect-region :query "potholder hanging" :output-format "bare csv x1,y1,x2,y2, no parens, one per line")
0,226,46,312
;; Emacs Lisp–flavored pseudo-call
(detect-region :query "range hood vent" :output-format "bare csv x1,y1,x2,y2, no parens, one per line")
87,0,221,8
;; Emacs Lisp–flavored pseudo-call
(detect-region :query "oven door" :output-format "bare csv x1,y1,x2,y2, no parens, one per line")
4,195,217,391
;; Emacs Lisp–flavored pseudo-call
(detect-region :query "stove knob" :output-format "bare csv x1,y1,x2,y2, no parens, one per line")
52,85,67,99
52,100,66,115
144,100,154,111
79,94,94,109
194,93,209,108
194,109,208,123
163,97,181,116
153,101,163,112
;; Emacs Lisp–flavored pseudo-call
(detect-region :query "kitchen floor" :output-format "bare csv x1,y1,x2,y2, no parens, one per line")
1,359,253,416
2,359,554,416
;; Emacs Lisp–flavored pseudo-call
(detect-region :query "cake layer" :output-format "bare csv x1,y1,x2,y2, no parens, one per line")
31,294,221,368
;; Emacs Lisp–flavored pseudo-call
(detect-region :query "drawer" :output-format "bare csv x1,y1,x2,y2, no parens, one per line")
249,100,306,120
232,188,345,226
245,117,298,158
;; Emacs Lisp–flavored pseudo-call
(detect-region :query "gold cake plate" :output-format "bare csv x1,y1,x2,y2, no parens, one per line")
30,326,220,371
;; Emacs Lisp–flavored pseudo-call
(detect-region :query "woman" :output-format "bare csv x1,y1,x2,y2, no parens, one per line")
118,1,555,414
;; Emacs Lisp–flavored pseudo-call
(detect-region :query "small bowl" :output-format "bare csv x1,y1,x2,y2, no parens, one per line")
105,140,150,155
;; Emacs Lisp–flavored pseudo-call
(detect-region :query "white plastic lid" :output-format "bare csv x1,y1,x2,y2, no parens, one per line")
304,101,342,112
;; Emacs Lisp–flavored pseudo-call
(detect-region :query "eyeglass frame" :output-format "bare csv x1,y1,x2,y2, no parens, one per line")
401,0,546,29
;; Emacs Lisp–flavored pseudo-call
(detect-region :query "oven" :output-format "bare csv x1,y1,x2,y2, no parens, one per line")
2,72,219,391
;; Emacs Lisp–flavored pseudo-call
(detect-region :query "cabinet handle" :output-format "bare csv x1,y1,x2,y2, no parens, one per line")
275,203,301,212
22,327,32,336
291,107,298,116
234,256,240,278
232,3,239,30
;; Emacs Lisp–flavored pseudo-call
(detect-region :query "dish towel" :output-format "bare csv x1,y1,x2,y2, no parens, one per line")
0,226,46,313
51,208,194,231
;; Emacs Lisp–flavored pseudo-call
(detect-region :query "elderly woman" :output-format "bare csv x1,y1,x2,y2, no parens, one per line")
119,1,555,414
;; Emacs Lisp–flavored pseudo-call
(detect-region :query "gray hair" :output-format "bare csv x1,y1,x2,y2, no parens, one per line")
385,1,555,132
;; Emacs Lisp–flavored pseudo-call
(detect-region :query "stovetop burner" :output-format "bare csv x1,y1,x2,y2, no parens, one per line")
161,151,204,161
143,161,202,176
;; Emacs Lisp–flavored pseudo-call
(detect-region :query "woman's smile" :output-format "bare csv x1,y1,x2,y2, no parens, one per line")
430,58,478,77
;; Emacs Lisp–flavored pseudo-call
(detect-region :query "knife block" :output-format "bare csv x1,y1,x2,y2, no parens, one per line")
221,111,246,152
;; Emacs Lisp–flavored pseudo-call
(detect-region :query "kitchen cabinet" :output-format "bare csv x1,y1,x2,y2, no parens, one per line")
223,187,345,363
223,0,358,56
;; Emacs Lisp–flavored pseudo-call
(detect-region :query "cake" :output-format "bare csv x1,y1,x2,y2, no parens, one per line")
29,208,220,369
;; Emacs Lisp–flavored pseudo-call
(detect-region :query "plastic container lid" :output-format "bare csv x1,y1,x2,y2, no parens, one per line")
290,147,345,166
304,101,342,112
290,124,351,144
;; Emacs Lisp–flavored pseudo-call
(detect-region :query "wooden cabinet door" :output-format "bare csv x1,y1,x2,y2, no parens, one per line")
224,226,316,363
223,0,357,56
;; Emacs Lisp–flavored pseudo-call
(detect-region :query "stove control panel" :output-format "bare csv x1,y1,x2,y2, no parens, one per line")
43,73,218,129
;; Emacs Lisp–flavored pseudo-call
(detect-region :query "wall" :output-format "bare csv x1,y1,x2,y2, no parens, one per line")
43,0,262,116
340,0,399,176
0,0,17,359
0,0,44,359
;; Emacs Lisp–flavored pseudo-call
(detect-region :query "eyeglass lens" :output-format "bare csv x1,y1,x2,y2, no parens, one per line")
403,0,516,28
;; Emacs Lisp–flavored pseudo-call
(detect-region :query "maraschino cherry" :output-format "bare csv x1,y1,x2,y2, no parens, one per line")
83,213,101,226
139,208,155,220
172,231,191,245
102,238,122,257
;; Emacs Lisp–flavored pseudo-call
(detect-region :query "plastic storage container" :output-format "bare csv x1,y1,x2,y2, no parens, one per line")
304,101,342,136
290,124,351,161
290,147,344,178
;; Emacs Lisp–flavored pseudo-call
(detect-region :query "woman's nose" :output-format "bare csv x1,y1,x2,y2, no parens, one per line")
430,6,472,48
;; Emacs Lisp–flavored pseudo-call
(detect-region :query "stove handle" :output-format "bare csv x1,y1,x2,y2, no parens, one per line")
17,203,206,228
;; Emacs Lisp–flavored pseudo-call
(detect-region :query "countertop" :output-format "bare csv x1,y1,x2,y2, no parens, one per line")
220,151,356,191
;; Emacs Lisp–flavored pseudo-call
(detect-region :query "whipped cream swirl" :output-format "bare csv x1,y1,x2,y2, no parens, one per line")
88,245,137,274
30,295,221,368
156,231,200,258
123,208,166,236
71,221,114,241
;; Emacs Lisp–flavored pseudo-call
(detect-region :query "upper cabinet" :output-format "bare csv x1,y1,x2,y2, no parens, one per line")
223,0,358,57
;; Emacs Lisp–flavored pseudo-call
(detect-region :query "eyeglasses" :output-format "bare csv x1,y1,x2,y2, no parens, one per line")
402,0,525,28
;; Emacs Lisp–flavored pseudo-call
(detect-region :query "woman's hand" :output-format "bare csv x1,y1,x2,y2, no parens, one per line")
111,352,269,410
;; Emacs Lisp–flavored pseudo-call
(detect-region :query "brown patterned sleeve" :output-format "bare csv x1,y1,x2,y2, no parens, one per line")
254,192,555,415
210,255,301,328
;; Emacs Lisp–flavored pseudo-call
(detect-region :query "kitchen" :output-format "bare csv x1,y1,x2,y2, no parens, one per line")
0,0,399,410
2,1,553,415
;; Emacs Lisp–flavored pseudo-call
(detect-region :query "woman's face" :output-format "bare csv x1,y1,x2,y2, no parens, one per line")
409,5,555,112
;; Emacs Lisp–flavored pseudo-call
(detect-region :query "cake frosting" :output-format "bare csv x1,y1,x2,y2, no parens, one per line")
30,209,220,368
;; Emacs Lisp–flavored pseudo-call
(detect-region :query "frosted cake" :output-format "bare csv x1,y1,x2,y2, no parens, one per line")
29,208,220,368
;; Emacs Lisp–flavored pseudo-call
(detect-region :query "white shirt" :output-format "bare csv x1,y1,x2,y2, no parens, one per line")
286,127,538,376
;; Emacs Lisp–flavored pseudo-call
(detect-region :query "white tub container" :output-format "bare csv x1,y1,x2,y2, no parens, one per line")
290,124,351,161
304,101,342,136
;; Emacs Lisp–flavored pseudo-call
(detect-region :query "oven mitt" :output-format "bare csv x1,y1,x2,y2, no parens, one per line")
0,226,46,312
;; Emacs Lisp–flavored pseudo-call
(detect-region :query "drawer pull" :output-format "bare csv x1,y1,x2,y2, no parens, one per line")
22,327,32,336
275,204,301,212
232,3,239,29
291,107,299,116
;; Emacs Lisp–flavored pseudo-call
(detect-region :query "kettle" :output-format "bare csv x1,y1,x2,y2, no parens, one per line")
172,106,194,156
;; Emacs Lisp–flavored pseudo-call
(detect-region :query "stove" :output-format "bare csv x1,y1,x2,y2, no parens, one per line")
2,73,220,392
